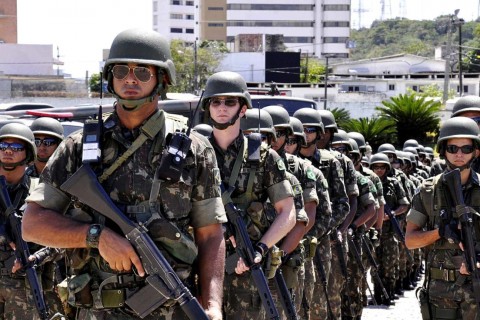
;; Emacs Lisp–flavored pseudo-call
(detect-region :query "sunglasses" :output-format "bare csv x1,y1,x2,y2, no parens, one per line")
332,146,347,153
286,138,298,145
210,98,239,107
276,130,287,138
303,127,318,134
0,142,25,152
112,65,154,83
372,165,387,170
35,138,57,147
446,144,475,154
470,116,480,124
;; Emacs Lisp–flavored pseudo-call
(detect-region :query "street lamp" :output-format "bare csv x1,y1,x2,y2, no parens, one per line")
322,53,335,109
452,11,465,96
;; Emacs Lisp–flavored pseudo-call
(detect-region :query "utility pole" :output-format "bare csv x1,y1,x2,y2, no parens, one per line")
193,39,198,94
323,53,335,109
455,17,465,96
442,14,454,103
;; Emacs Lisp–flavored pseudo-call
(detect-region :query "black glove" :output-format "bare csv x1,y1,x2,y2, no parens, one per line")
439,222,461,244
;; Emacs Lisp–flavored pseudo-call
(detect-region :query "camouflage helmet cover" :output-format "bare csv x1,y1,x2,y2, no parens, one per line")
201,71,252,110
30,117,64,140
0,123,36,163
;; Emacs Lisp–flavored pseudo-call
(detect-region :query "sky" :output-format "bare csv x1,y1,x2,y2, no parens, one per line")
16,0,480,79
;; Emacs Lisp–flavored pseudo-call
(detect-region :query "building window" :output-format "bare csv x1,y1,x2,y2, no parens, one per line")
171,28,183,33
170,14,182,19
208,6,224,11
283,37,314,43
208,23,224,27
323,21,350,27
388,84,395,91
171,0,181,5
228,21,313,27
324,5,350,11
186,0,194,5
186,28,194,34
186,14,194,20
411,85,419,92
153,2,158,12
228,4,313,10
323,37,349,43
153,16,157,25
458,85,469,93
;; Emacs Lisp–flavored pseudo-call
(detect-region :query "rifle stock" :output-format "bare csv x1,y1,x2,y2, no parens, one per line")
361,235,389,300
0,176,49,320
221,185,280,320
60,165,208,320
313,244,334,319
347,234,375,305
443,168,480,310
384,205,414,263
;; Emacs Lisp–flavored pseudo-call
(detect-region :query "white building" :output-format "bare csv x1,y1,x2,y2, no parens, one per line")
0,44,61,76
153,0,351,59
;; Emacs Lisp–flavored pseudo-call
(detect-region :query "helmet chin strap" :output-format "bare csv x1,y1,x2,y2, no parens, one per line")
0,159,27,170
37,156,49,163
445,158,474,172
113,73,165,112
210,108,242,130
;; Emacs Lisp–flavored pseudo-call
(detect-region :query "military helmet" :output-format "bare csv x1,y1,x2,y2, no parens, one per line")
404,146,418,156
241,109,276,140
193,124,213,137
317,110,338,133
369,153,391,170
417,145,427,156
451,95,480,117
424,146,435,159
349,138,360,155
289,116,307,145
347,132,366,151
332,129,352,151
395,150,406,165
403,139,419,150
263,105,293,135
0,123,36,163
103,28,176,90
293,108,324,133
437,117,480,155
361,156,369,165
30,117,64,140
201,71,252,110
378,143,396,154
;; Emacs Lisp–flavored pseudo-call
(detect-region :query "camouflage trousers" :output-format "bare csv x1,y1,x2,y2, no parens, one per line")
342,236,364,318
377,232,399,289
302,236,331,320
223,272,266,320
276,255,305,318
76,305,189,320
326,234,347,320
397,219,409,280
427,278,479,320
0,275,41,320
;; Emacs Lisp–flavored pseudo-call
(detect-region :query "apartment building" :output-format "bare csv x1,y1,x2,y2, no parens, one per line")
154,0,351,58
0,0,17,43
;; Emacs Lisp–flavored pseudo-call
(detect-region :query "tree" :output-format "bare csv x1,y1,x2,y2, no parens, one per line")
89,73,101,94
406,84,455,100
342,117,396,151
330,107,351,129
300,57,325,83
170,40,227,94
376,93,441,147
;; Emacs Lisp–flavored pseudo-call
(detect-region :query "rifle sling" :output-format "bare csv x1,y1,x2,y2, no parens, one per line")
221,137,247,205
98,110,165,183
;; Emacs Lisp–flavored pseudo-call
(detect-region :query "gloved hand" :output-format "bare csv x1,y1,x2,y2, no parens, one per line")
439,222,461,244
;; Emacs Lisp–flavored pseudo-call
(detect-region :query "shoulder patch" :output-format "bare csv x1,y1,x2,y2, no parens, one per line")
306,167,316,181
277,158,286,171
213,168,222,186
292,184,303,196
359,175,369,185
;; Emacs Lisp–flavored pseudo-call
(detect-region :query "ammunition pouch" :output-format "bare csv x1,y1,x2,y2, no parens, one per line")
245,202,269,241
66,274,93,308
416,286,431,320
302,236,318,259
264,245,283,280
429,305,460,320
429,267,458,282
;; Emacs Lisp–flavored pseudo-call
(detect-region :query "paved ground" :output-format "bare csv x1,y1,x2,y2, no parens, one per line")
362,272,423,320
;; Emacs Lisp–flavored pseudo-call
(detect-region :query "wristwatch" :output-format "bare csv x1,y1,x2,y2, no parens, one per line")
86,224,103,249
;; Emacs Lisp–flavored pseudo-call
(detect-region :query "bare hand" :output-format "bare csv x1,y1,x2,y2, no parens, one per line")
205,307,223,320
235,254,262,275
98,228,145,276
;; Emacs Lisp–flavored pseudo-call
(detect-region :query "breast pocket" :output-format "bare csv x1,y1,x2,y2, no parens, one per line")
160,167,195,220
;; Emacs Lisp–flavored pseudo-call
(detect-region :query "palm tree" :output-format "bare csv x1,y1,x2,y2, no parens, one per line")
330,107,351,129
342,117,396,151
376,93,441,146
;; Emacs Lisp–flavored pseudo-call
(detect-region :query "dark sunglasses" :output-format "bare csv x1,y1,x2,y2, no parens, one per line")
387,153,395,158
446,144,475,154
210,98,239,107
332,146,347,153
35,138,57,147
112,65,154,83
0,142,25,152
286,138,298,145
372,165,387,170
303,127,318,134
275,130,287,138
470,116,480,124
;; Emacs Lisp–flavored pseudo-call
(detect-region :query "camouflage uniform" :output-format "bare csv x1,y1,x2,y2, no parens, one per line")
27,111,227,320
407,172,480,319
209,133,294,320
300,148,349,320
377,175,409,302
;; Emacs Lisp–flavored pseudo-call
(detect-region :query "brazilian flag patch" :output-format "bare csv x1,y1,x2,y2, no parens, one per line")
277,158,286,171
306,167,316,180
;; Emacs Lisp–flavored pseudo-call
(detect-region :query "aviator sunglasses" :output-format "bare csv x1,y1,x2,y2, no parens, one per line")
0,142,25,152
210,98,239,107
445,145,475,154
35,138,58,147
112,65,154,83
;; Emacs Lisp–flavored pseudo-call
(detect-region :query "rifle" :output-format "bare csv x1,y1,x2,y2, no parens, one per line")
384,204,414,263
443,168,480,310
360,235,389,301
346,233,375,305
60,165,208,320
222,185,280,320
313,245,334,319
273,268,298,320
0,176,49,320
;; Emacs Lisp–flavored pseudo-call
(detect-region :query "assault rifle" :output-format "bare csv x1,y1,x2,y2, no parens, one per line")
443,168,480,310
331,231,355,316
60,165,208,320
222,184,280,320
384,205,414,263
313,244,334,319
361,234,389,301
0,176,49,319
346,233,375,305
273,268,298,320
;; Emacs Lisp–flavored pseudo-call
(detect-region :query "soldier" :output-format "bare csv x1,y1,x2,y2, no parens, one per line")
202,71,296,320
26,117,64,178
22,29,227,320
294,108,349,320
0,123,62,319
406,117,480,319
331,133,376,320
370,152,410,306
